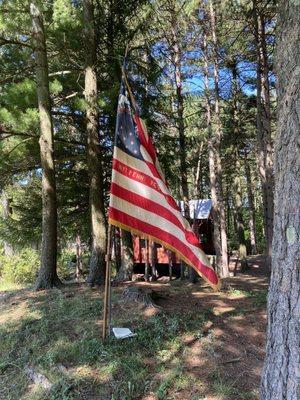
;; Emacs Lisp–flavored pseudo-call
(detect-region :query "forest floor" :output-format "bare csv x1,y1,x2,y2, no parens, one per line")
0,255,269,400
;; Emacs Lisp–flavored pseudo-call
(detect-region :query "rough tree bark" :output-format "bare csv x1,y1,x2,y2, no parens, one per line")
83,0,106,286
150,241,158,281
233,153,248,271
195,142,204,198
260,1,300,398
75,235,83,279
1,191,13,255
253,0,274,268
170,6,196,283
170,10,188,205
115,230,134,282
30,2,61,289
209,0,229,277
244,153,257,255
230,61,248,269
202,28,222,271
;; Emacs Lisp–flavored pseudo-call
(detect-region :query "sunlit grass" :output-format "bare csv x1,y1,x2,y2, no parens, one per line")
0,280,29,292
0,278,266,400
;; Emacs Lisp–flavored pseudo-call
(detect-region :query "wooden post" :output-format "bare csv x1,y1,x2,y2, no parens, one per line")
144,237,149,282
168,250,173,281
150,240,158,281
180,261,185,279
102,224,113,340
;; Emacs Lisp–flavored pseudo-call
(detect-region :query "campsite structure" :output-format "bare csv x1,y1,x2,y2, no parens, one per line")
133,199,215,275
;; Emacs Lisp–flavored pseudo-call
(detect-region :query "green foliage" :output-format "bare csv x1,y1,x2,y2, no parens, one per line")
0,0,276,268
57,248,78,279
50,79,63,95
0,179,42,248
52,0,81,30
0,248,39,284
251,290,268,307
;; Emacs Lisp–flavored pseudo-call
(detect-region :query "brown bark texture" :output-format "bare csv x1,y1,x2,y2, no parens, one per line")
207,0,229,277
170,9,196,283
75,235,83,279
233,155,248,271
253,0,274,266
230,62,248,269
115,229,134,282
1,191,13,256
260,1,300,398
30,2,60,289
202,26,222,272
244,153,257,255
83,0,106,286
170,10,189,204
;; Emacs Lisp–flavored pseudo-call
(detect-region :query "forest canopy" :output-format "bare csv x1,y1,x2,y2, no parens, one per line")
0,0,277,283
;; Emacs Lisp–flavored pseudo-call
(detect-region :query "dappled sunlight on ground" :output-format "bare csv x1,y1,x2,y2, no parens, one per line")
0,255,268,400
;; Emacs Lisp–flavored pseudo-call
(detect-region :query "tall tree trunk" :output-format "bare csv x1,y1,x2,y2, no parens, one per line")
115,230,134,282
244,153,257,254
233,153,248,271
195,142,204,198
171,17,188,204
253,0,274,268
1,191,13,255
202,28,222,271
171,9,196,283
150,241,158,281
230,61,248,269
261,1,300,398
209,0,229,277
84,0,106,286
75,235,83,279
30,2,60,289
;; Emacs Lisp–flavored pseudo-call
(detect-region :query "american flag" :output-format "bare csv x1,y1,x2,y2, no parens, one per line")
108,81,220,290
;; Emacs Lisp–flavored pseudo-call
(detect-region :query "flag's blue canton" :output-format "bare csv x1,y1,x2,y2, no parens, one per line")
115,86,144,161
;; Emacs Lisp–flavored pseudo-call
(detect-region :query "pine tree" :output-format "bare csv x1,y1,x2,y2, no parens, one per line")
30,1,60,289
261,0,300,398
83,0,106,286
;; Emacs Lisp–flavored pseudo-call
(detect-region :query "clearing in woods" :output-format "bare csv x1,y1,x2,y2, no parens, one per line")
0,256,268,400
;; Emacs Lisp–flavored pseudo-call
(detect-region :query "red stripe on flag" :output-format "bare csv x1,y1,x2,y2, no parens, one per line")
134,115,156,162
145,160,163,181
113,158,179,211
110,182,200,248
109,207,219,285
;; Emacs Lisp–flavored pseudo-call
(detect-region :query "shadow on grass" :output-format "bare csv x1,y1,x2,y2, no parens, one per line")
0,262,268,400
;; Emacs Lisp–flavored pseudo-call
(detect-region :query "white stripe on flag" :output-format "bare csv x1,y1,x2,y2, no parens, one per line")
110,194,210,267
111,169,193,236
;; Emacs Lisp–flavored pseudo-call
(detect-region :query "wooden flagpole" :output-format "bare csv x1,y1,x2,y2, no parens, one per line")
102,46,131,341
102,223,113,340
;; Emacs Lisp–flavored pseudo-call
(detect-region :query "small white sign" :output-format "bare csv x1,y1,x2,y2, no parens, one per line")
112,327,136,339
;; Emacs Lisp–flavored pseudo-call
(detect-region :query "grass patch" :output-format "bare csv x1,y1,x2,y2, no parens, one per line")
0,281,29,292
251,290,268,307
0,285,212,400
0,276,266,400
226,286,251,298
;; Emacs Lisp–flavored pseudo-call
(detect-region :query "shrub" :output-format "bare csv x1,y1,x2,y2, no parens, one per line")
57,248,76,279
0,248,39,284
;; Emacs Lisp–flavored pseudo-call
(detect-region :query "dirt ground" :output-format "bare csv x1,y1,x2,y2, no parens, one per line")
0,255,269,400
112,255,269,400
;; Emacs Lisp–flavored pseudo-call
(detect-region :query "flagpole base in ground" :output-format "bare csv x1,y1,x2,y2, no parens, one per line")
102,224,113,340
